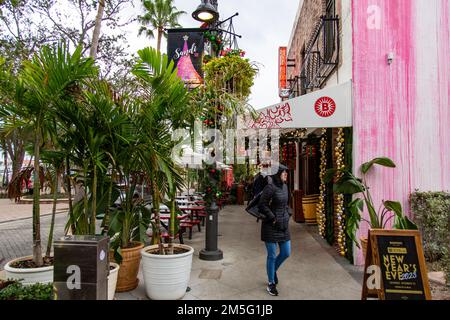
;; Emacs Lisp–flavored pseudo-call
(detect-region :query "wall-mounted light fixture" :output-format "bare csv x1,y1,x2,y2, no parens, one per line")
387,52,395,65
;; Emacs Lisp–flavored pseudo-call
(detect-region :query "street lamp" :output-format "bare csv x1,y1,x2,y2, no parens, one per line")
192,0,219,23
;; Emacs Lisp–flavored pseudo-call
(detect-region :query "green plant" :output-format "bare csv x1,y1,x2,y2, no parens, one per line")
204,54,257,99
108,186,151,264
132,47,191,255
138,0,186,52
1,43,97,266
411,191,449,284
0,280,53,300
325,157,418,248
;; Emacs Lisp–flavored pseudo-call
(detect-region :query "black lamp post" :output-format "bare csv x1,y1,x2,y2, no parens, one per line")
194,0,223,262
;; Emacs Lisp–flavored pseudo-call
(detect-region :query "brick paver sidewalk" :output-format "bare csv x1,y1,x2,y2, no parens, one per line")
0,198,68,223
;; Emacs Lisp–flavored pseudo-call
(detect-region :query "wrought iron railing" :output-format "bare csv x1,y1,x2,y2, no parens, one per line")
297,16,339,93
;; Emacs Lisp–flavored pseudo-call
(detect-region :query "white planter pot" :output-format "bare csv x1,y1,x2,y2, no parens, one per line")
141,244,194,300
107,262,120,300
4,256,54,285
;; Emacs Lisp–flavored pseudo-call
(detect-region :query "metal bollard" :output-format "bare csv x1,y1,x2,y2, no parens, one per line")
199,201,223,261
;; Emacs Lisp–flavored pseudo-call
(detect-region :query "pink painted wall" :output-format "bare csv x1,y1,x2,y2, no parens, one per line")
352,0,450,265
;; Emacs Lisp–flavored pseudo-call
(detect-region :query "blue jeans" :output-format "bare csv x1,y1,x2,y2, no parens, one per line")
265,241,291,284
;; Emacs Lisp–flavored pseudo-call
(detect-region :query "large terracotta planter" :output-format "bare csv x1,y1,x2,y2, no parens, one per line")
141,244,194,300
4,256,53,285
110,242,144,292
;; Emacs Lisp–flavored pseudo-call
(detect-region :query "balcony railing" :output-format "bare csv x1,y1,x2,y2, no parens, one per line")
297,16,340,94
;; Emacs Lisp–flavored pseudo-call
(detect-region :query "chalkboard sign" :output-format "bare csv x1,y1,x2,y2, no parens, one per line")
362,230,431,300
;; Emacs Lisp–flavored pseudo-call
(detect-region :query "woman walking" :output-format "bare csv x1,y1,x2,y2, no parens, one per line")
258,164,291,296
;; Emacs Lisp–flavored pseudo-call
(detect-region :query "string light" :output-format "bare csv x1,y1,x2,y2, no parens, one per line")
317,128,327,238
282,128,307,140
335,128,346,257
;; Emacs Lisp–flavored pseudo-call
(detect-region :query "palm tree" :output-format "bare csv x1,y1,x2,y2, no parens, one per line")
3,43,97,266
138,0,186,52
132,47,191,254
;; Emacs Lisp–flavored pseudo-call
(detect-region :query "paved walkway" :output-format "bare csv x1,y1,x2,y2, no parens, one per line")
0,213,67,269
0,203,364,299
0,198,68,223
116,205,364,300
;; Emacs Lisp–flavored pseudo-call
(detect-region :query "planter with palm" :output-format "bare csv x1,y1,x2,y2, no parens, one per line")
325,157,418,258
2,43,97,284
132,47,196,300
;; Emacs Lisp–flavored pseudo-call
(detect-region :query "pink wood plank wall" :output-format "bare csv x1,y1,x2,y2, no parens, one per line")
352,0,450,265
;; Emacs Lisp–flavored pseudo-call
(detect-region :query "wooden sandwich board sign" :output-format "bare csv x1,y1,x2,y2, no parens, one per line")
361,229,432,300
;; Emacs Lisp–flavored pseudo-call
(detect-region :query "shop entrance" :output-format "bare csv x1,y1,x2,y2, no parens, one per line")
247,81,354,263
280,127,353,263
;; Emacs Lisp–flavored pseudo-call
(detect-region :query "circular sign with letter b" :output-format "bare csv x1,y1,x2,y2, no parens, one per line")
315,97,336,117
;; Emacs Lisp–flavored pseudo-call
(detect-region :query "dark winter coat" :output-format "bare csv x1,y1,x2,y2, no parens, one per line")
252,173,268,197
258,178,291,243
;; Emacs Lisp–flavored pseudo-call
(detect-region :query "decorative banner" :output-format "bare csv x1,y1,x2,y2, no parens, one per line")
245,81,353,129
278,47,288,98
167,28,205,86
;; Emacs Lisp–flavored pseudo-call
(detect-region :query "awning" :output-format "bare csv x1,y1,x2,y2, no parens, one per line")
244,81,353,129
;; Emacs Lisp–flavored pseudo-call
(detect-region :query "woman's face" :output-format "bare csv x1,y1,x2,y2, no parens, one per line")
281,171,288,183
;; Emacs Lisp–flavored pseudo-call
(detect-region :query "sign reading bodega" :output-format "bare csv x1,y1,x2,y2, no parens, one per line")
247,81,352,129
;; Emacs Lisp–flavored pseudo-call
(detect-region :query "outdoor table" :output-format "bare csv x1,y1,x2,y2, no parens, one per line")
178,206,205,233
159,213,189,221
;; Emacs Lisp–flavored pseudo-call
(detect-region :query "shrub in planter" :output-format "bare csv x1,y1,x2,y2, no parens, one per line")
0,280,53,300
411,191,450,284
108,186,150,292
325,157,418,251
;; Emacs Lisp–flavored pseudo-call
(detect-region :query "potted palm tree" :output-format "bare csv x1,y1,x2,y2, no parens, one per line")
326,157,418,258
133,47,195,300
108,184,150,292
3,43,96,284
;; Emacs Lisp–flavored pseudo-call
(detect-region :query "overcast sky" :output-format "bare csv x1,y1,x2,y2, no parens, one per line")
124,0,300,110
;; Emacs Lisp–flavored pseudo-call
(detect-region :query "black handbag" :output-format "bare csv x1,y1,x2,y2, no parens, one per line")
245,191,266,221
245,177,273,222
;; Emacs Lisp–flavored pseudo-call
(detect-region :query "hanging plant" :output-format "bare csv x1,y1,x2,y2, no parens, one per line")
219,48,246,58
204,31,224,52
204,54,258,98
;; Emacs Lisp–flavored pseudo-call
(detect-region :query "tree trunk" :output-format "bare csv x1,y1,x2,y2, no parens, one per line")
83,161,89,234
89,0,106,59
150,177,164,254
90,164,97,235
10,146,25,181
168,190,175,255
46,172,58,257
102,166,115,235
32,128,43,267
2,144,8,186
157,28,163,53
66,156,75,235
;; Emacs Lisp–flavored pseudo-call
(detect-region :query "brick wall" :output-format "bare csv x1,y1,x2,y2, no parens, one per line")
287,0,343,92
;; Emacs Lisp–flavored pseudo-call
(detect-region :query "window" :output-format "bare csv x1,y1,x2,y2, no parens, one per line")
324,0,336,62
